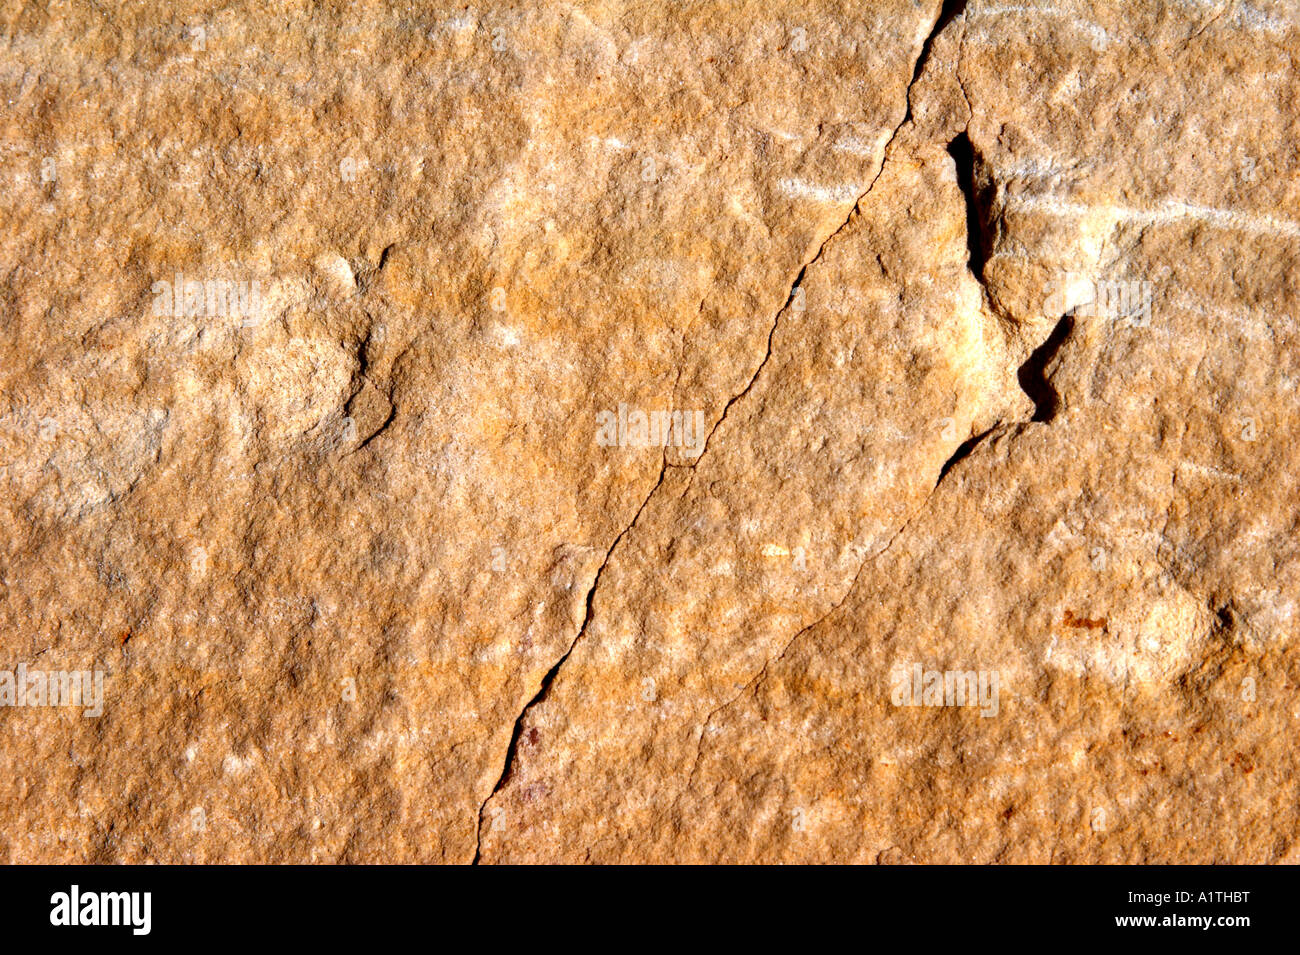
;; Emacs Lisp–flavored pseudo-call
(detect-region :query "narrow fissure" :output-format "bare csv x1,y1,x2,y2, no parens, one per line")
472,457,668,863
937,426,997,483
1017,314,1073,422
946,130,991,276
903,0,969,124
472,0,978,863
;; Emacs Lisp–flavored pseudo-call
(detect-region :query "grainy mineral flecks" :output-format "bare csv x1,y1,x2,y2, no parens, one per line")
1,0,1297,863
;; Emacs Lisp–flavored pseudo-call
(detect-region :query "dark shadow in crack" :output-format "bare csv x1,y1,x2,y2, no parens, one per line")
946,131,992,276
902,0,969,124
919,0,969,80
1018,314,1074,422
937,426,995,484
1214,602,1235,635
936,313,1075,485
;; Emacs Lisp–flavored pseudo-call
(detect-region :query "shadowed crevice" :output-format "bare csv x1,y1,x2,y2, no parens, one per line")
946,130,993,276
937,426,997,484
1017,314,1074,422
906,0,969,110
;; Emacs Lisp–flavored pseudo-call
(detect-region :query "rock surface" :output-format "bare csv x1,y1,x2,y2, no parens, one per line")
1,0,1297,863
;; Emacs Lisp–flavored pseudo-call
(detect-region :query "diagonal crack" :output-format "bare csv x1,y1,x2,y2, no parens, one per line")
684,456,955,798
472,453,669,863
685,213,858,472
936,425,1000,482
681,0,972,735
687,0,962,476
474,0,972,862
907,0,971,124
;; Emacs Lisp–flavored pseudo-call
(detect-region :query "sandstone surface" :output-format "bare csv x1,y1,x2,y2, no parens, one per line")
1,0,1297,863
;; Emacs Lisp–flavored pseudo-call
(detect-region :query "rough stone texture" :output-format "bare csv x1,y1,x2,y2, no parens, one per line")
1,0,1297,863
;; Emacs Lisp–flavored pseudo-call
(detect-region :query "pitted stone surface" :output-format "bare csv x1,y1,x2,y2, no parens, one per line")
1,1,1296,863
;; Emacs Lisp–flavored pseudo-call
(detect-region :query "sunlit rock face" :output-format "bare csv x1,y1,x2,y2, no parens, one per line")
1,0,1296,863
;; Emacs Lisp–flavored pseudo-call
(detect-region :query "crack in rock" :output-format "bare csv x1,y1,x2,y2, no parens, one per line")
1018,314,1075,422
472,454,668,863
689,0,962,475
474,0,1030,863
